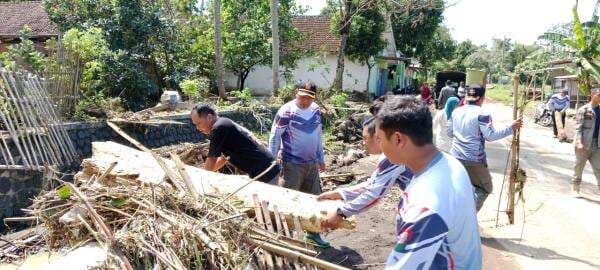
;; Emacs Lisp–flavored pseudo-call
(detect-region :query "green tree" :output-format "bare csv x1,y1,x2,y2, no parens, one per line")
43,0,215,109
337,7,387,90
221,0,303,91
2,26,47,73
463,47,494,73
449,40,477,71
390,0,444,67
539,0,600,95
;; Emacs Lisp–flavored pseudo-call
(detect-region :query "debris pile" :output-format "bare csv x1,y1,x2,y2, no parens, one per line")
332,117,362,143
1,142,355,269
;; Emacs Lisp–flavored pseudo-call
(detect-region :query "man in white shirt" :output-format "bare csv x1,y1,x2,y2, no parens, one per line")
376,95,482,269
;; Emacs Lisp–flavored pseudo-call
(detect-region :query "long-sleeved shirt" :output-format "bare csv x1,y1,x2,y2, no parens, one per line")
338,155,412,217
447,104,513,163
547,94,570,112
268,100,324,164
385,152,482,270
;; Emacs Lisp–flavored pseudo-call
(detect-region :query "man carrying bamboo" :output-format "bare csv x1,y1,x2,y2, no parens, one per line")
447,85,522,211
572,87,600,196
191,103,280,183
268,81,329,248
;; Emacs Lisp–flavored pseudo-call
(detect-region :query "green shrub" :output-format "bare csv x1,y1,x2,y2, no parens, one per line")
231,88,253,104
180,77,211,102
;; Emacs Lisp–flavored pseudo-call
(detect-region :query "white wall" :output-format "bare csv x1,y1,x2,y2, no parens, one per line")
225,55,370,95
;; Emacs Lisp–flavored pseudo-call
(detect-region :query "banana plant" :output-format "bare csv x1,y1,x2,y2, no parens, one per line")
539,0,599,95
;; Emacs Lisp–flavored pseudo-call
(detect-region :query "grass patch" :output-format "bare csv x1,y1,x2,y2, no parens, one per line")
485,84,514,105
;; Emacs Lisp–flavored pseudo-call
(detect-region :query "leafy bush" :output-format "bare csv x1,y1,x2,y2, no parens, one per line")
276,84,296,103
328,91,348,107
180,77,211,102
72,93,119,121
231,88,253,104
1,26,47,72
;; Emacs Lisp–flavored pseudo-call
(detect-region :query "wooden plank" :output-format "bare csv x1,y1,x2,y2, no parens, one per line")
253,195,274,269
262,200,284,269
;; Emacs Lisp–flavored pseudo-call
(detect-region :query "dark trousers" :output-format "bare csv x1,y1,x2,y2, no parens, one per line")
552,110,566,137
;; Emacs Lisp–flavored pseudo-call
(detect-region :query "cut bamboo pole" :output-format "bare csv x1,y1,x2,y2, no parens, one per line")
170,153,199,200
262,200,284,269
246,238,350,270
253,195,274,269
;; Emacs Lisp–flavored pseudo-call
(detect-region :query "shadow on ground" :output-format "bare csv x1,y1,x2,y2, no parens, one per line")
482,237,600,269
317,245,364,269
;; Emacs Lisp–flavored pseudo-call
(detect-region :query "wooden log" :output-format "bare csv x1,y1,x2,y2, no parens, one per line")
84,141,356,233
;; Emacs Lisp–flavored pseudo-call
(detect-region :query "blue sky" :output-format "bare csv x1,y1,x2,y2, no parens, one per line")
296,0,596,46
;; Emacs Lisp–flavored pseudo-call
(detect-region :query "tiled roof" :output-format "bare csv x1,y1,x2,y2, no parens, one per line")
0,1,58,38
291,15,340,53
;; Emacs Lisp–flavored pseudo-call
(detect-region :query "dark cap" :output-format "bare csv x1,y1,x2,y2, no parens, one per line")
465,84,485,102
296,81,317,99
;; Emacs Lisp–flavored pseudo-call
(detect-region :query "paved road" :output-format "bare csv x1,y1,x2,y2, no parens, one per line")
478,101,600,270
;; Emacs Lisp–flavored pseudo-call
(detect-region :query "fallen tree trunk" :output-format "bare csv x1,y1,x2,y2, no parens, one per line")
78,141,356,232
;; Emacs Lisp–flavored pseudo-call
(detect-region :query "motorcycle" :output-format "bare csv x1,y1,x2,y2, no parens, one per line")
534,102,553,127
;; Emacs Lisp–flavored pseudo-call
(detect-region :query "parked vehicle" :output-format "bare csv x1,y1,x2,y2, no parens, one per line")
534,101,553,127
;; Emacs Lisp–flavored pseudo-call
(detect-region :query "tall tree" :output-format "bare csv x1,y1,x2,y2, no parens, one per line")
213,0,227,98
271,0,280,95
331,0,353,91
221,0,302,91
390,0,445,67
342,7,387,90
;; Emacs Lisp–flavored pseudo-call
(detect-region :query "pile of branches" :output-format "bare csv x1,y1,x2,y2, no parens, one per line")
9,173,253,269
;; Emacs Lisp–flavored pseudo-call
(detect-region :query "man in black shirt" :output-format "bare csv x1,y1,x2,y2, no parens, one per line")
191,103,280,183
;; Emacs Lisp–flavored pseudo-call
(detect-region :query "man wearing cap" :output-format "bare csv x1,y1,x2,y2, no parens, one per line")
268,81,329,247
571,88,600,196
437,80,456,109
447,85,523,211
548,89,571,141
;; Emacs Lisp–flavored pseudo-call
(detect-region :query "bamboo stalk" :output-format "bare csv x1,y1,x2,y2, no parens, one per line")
253,195,274,269
261,200,284,269
246,238,350,270
170,153,199,200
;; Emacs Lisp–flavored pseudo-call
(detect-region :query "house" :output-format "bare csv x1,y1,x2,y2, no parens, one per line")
547,59,591,108
225,15,417,96
0,1,59,53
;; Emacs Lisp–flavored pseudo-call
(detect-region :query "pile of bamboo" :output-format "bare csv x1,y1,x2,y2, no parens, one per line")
1,141,355,269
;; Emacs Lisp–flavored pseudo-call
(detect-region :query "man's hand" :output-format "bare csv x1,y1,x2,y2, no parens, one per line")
512,118,523,131
317,191,342,201
321,208,344,230
319,162,326,172
575,142,585,155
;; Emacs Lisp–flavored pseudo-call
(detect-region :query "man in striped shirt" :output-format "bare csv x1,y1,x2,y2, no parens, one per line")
377,96,482,269
268,81,329,247
548,89,570,141
318,117,412,224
